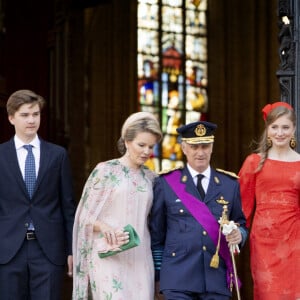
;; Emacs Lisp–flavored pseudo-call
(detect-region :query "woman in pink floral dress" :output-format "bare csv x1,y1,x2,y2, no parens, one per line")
72,112,162,300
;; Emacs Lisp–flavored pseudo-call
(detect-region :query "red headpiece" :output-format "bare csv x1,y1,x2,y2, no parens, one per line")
262,102,293,121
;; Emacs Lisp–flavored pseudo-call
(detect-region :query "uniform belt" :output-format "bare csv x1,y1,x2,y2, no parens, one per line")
26,231,36,240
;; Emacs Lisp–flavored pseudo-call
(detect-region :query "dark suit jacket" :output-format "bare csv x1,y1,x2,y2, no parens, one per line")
150,166,247,296
0,138,75,265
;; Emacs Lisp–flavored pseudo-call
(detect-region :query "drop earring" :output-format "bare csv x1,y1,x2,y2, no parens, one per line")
290,136,297,149
267,137,272,148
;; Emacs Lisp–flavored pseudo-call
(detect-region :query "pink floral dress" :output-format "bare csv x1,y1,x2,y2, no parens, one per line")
72,159,155,299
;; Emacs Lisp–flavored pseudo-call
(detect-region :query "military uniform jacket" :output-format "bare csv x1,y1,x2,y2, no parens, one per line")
149,166,247,296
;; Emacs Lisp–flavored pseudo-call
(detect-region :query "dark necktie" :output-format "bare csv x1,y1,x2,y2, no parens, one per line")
24,145,36,198
197,174,205,200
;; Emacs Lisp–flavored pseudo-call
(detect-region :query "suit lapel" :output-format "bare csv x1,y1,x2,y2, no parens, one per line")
205,169,222,204
34,140,51,190
182,167,199,198
5,139,29,197
181,166,223,204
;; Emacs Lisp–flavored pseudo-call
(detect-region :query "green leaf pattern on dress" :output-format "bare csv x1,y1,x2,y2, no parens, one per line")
73,159,156,299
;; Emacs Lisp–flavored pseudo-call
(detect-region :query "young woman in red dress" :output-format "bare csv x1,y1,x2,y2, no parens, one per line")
238,102,300,300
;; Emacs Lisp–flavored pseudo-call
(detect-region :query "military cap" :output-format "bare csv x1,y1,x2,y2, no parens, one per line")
176,121,217,144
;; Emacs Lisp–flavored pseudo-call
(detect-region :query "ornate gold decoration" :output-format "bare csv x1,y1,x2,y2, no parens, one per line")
216,196,229,205
182,175,187,182
216,168,239,179
210,205,241,299
290,136,297,149
194,124,206,136
159,166,183,175
182,136,214,144
210,205,229,269
267,137,272,148
214,176,220,184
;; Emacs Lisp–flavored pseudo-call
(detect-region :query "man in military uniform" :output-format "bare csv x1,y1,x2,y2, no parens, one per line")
150,121,248,300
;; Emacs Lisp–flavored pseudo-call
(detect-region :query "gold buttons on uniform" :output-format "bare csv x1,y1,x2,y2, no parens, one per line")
179,209,184,213
202,246,207,251
203,230,207,235
172,252,176,257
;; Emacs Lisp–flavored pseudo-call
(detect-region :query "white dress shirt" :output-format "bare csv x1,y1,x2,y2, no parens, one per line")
14,135,40,179
187,164,211,194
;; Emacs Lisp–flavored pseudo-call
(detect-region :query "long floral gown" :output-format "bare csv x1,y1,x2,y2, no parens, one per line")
238,153,300,300
72,159,155,300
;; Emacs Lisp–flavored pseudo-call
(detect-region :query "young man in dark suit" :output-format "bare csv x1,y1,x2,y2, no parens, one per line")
0,90,76,300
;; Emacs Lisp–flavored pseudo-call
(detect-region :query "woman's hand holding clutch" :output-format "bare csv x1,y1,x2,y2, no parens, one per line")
93,221,129,246
97,224,140,258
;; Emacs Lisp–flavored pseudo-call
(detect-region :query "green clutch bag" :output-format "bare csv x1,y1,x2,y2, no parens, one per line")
98,224,140,258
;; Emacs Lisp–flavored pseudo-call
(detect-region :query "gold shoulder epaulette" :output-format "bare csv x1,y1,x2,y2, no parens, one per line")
216,168,239,179
159,166,183,175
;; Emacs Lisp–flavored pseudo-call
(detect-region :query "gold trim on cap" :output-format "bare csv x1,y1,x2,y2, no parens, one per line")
181,136,214,144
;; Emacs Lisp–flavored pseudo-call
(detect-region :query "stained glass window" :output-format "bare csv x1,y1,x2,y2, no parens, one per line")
138,0,208,172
